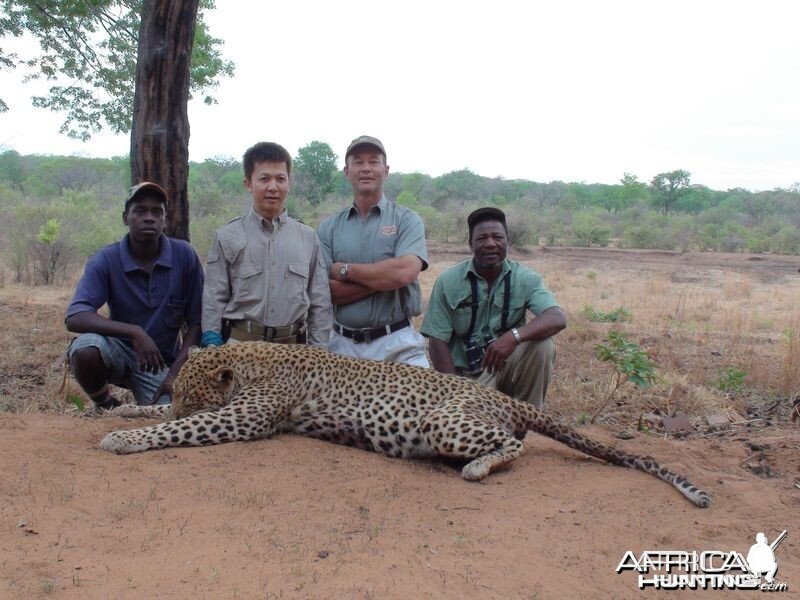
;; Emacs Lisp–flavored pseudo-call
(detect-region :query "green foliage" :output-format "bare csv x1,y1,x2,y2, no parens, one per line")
1,152,800,285
580,305,632,323
595,331,657,388
67,392,85,412
36,218,60,245
293,141,338,205
650,170,691,216
0,0,234,139
590,331,657,423
570,212,611,247
396,190,418,209
714,366,747,392
773,225,800,255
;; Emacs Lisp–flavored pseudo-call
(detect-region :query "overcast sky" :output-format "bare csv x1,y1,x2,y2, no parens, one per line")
0,0,798,191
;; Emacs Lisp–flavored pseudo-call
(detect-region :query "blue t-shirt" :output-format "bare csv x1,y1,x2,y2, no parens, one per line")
67,234,204,364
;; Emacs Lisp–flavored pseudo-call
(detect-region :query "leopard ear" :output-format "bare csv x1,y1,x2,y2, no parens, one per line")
208,366,234,385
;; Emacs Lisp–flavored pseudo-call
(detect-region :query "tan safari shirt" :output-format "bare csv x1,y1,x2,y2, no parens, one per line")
201,208,332,346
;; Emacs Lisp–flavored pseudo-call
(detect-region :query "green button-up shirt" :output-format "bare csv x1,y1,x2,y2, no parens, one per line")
421,258,559,369
317,196,428,329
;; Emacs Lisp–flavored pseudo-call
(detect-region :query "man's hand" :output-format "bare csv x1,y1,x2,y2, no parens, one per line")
482,332,517,374
131,328,166,373
151,374,174,405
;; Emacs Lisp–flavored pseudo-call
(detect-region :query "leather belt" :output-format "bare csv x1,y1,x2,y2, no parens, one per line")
229,319,304,340
333,318,411,344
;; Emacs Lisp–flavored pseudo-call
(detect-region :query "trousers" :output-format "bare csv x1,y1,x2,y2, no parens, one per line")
476,337,556,409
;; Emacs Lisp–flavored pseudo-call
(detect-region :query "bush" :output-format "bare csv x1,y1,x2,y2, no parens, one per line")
580,305,632,323
714,366,747,392
570,213,611,247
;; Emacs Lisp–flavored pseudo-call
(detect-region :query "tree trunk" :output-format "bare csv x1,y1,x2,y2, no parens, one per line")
130,0,200,241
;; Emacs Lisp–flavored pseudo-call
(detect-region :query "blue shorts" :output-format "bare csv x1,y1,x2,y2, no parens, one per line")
68,333,171,405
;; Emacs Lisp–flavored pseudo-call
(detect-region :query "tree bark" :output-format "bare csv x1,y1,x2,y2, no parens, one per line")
130,0,200,241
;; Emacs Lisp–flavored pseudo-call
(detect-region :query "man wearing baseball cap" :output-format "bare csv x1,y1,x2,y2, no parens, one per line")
65,182,204,411
421,206,567,408
317,135,429,366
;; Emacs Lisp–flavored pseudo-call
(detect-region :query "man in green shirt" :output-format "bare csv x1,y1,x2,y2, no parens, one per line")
421,207,567,408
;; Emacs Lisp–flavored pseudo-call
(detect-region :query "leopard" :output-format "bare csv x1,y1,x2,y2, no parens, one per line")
101,342,711,507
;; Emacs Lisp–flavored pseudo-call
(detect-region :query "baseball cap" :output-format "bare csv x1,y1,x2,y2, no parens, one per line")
467,206,507,231
125,182,168,207
345,135,386,160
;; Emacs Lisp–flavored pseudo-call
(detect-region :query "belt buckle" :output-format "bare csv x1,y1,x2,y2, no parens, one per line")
352,329,370,344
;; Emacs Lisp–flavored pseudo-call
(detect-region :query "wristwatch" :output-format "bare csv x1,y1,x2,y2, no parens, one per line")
338,263,350,280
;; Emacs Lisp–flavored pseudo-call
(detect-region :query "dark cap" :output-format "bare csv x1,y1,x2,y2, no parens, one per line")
467,206,507,232
345,135,386,161
125,181,168,207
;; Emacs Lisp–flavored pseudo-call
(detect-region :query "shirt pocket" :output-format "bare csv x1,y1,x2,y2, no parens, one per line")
374,232,396,260
232,262,264,302
164,298,187,330
491,293,527,331
286,262,309,302
449,295,475,339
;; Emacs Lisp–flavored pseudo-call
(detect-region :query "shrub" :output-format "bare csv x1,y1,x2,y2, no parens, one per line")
590,331,657,423
580,305,632,323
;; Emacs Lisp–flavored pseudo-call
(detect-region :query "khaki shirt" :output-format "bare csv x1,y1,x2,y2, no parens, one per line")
202,208,332,346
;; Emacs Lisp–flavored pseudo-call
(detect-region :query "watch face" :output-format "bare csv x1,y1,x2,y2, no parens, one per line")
339,265,348,276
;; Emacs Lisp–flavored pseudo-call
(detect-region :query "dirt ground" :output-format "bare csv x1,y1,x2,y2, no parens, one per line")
1,245,799,599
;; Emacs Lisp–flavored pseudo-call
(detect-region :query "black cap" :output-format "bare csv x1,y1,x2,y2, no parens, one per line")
467,206,507,232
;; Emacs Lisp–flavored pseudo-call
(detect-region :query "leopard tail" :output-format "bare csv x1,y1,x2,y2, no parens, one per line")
518,403,711,508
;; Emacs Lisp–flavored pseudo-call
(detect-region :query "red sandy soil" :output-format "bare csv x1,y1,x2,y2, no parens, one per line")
1,246,799,599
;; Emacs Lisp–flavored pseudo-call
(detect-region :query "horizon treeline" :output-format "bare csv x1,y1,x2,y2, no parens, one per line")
0,147,799,286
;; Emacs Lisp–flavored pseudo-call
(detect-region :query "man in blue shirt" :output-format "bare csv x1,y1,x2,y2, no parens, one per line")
65,182,204,410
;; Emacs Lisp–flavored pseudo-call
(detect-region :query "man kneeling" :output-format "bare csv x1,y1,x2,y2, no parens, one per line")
421,207,566,408
65,183,204,410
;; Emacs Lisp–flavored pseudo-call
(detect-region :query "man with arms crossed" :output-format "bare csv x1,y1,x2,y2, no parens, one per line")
201,142,331,347
421,207,566,408
66,182,204,409
318,135,429,366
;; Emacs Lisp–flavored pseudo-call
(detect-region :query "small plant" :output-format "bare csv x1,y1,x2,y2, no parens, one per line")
580,305,632,323
591,331,657,423
67,392,85,412
714,366,747,392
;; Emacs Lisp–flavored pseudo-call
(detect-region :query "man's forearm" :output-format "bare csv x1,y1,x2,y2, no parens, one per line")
518,307,567,342
428,337,456,374
66,311,142,340
332,255,422,292
330,279,375,306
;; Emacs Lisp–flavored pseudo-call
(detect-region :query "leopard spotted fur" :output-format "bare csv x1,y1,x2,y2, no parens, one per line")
101,342,711,507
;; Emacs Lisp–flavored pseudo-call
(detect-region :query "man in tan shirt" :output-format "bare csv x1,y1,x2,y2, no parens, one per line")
201,142,332,347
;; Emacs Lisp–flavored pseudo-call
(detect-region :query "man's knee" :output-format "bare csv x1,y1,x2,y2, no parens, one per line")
517,337,556,366
70,346,105,372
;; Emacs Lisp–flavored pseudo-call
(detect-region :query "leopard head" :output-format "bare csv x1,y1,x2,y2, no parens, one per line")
170,346,242,419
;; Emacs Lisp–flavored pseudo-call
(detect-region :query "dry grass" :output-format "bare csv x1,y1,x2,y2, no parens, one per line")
2,245,799,430
423,246,800,427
